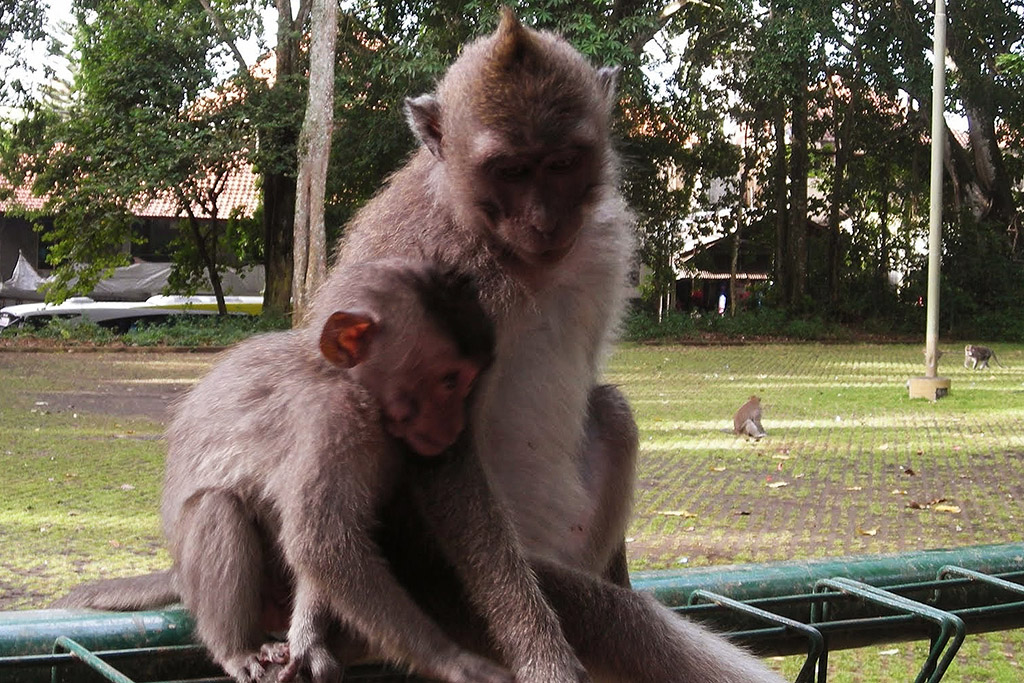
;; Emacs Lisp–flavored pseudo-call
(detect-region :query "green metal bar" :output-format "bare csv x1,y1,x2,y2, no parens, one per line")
936,565,1024,598
688,589,824,683
0,544,1020,681
813,578,965,683
0,608,197,657
51,636,135,683
634,543,1024,607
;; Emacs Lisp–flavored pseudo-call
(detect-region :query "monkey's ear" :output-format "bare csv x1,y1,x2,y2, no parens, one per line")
596,66,622,111
320,311,378,368
405,95,444,159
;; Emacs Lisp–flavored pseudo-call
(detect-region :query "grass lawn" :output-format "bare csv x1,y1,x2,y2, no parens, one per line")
1,342,1023,681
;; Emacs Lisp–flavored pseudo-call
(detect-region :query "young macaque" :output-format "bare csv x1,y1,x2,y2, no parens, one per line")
55,259,587,683
964,344,1003,369
733,395,767,439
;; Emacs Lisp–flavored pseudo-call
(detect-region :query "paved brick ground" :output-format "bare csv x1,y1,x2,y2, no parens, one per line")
606,342,1024,572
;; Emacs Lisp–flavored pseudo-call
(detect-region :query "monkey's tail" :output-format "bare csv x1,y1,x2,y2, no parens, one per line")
51,570,179,611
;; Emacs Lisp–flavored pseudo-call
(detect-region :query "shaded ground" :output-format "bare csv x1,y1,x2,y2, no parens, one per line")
34,384,187,423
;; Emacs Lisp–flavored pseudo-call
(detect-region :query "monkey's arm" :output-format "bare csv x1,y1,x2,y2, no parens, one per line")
281,472,512,683
408,443,589,683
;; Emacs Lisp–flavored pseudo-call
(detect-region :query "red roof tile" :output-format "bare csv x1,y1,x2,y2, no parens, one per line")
1,165,260,220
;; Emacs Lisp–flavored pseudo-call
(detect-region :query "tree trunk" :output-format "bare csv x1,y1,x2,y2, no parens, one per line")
259,0,305,321
827,106,849,311
262,169,295,317
787,63,809,309
878,186,890,300
184,211,228,316
772,109,789,303
291,0,336,324
729,226,740,317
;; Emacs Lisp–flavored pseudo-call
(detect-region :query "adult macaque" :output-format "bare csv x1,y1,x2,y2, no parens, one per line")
330,6,637,586
55,260,587,683
323,10,784,681
733,395,767,439
964,344,1003,369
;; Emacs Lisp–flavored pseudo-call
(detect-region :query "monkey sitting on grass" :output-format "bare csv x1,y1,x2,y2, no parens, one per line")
55,259,588,683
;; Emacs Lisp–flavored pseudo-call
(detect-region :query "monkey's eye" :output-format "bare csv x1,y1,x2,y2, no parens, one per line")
497,163,530,181
546,154,578,173
441,371,460,391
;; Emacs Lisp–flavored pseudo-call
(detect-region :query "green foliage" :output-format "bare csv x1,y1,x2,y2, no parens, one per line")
121,313,289,346
4,317,118,343
1,0,258,304
0,0,49,104
5,313,289,346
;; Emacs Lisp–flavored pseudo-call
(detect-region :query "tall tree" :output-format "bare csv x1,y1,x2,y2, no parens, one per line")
0,1,49,106
197,0,308,319
1,0,255,309
291,0,335,321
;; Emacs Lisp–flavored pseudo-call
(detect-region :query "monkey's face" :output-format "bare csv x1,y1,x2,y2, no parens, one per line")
357,325,484,458
377,354,482,457
449,133,604,267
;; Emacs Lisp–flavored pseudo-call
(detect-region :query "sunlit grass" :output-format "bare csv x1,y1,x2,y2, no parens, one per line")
3,343,1023,680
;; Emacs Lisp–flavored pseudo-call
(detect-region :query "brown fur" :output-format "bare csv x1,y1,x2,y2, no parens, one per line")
964,343,1003,369
57,260,588,683
733,395,767,439
344,9,634,581
327,11,783,683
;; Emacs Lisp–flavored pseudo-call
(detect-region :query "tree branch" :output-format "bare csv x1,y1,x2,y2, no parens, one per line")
196,0,248,72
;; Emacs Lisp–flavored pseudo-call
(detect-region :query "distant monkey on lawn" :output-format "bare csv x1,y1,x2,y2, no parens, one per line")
733,395,767,439
964,344,1003,370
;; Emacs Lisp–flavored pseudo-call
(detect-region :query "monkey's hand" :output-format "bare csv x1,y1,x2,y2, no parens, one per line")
275,641,341,683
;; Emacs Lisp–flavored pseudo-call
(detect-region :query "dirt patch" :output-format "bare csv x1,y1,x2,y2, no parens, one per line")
35,383,187,422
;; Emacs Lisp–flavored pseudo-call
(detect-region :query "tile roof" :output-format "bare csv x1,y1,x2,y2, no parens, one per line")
1,165,260,220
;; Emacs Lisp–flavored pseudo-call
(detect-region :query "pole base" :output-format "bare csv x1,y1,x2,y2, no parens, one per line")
908,376,951,401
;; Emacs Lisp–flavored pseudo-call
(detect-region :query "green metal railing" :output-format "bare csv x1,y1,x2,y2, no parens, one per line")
2,543,1021,683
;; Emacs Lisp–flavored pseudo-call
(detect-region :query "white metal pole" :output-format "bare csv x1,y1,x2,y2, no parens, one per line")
924,0,946,378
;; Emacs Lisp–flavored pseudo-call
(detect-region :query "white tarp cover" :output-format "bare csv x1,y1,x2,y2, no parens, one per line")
0,252,45,301
0,254,264,302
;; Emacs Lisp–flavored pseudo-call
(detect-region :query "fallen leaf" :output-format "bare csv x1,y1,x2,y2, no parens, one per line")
657,510,697,518
907,501,925,509
858,527,879,536
933,504,961,514
710,466,727,472
902,467,917,476
891,489,908,495
846,486,863,491
109,540,121,548
878,443,890,451
767,481,789,489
